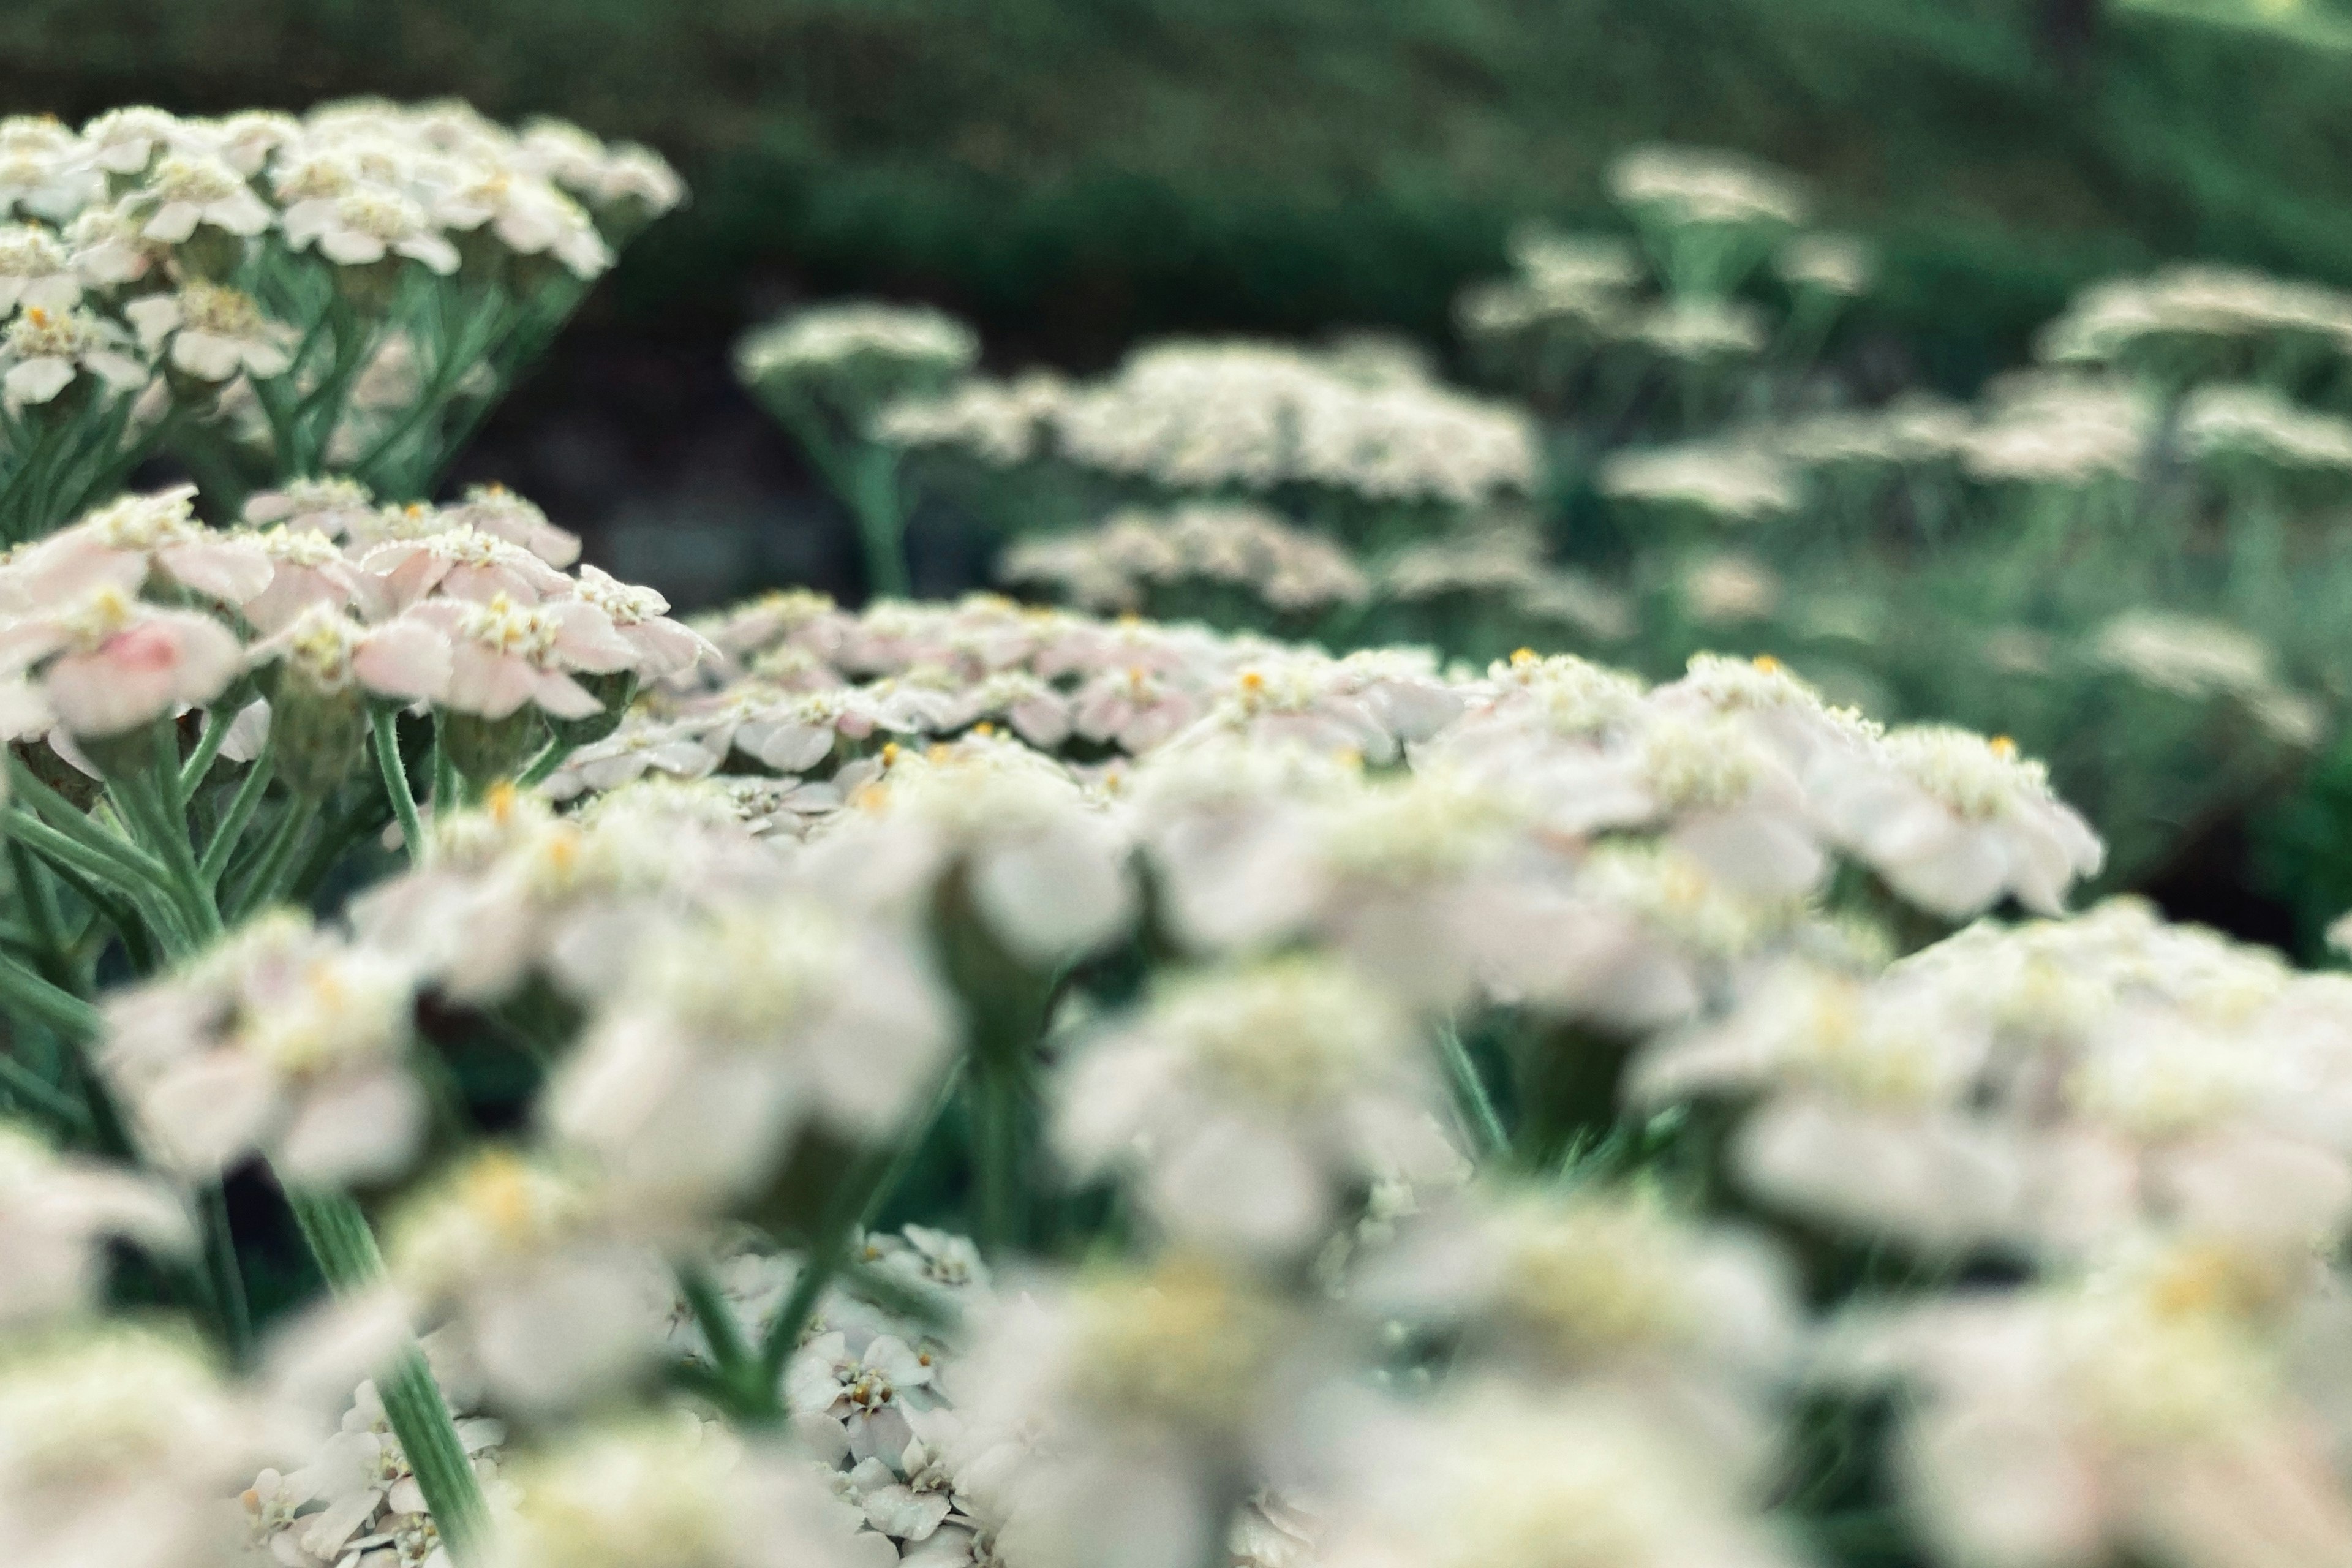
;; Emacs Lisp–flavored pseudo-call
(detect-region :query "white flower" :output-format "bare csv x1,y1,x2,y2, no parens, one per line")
124,280,294,382
99,911,429,1187
282,185,459,274
0,1327,277,1568
1057,955,1458,1256
1815,725,2104,919
545,896,955,1217
489,1422,892,1568
135,150,271,242
958,1254,1322,1568
0,302,146,404
0,1126,190,1327
788,1330,941,1465
0,223,80,312
1317,1382,1801,1568
382,1152,655,1416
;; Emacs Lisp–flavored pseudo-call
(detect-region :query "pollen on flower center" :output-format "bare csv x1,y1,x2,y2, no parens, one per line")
454,593,561,663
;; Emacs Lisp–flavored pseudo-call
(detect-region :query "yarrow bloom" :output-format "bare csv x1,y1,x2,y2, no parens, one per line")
1058,956,1459,1256
99,910,429,1186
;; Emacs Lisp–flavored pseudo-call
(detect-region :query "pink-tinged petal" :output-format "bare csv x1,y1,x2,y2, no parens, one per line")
444,645,538,720
0,537,148,612
527,522,581,568
243,565,355,636
531,669,603,720
543,601,636,674
160,538,274,603
626,617,710,678
159,612,245,706
42,642,183,738
361,546,450,611
441,562,545,605
351,619,453,703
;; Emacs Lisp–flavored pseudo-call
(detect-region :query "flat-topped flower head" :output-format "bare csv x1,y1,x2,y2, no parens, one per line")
1600,443,1796,524
440,482,582,567
1,301,146,404
0,1326,273,1568
0,222,79,312
124,278,293,382
99,910,428,1186
1058,954,1455,1254
135,149,270,241
491,1423,881,1568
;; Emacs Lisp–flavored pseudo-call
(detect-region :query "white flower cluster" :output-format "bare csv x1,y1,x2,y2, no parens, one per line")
736,303,981,424
1000,504,1369,617
0,483,700,764
883,338,1537,516
2035,262,2352,385
0,102,682,543
22,559,2352,1568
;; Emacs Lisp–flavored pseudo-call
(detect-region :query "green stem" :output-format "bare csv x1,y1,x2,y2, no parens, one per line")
373,709,426,866
284,1187,490,1562
177,712,231,797
747,1069,960,1408
1,809,188,952
970,1061,1027,1256
675,1261,756,1402
1438,1022,1509,1157
115,762,219,940
516,737,577,788
202,1182,252,1361
200,749,277,887
227,798,318,922
0,951,100,1042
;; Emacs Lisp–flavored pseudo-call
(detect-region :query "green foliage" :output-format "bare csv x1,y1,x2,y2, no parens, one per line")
9,0,2352,364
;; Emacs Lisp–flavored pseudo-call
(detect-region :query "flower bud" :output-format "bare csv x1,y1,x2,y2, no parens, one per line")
267,674,364,799
549,671,636,749
440,706,549,787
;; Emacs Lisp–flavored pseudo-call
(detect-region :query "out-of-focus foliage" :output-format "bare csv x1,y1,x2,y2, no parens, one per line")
8,0,2352,363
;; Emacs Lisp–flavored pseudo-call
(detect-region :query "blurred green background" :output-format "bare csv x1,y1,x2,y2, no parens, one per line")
14,0,2352,549
17,0,2352,941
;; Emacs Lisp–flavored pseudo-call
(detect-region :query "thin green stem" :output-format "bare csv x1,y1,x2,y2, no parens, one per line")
675,1261,756,1403
283,1186,489,1562
373,709,426,866
1438,1022,1509,1157
227,798,318,922
200,749,277,886
202,1182,253,1361
2,808,189,952
0,951,100,1042
107,771,218,941
0,1044,85,1129
178,714,231,797
743,1063,968,1409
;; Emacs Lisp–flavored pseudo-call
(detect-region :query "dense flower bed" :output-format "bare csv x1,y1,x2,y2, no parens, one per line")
8,107,2352,1568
